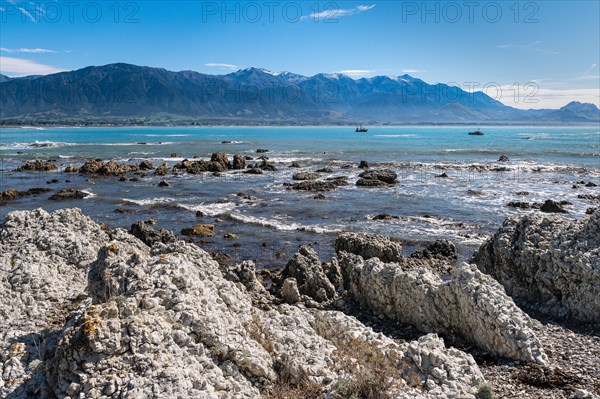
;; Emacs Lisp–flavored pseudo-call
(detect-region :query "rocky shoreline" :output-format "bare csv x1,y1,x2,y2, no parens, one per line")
1,207,598,398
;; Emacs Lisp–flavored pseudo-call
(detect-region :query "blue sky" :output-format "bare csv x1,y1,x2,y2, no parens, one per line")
1,0,598,109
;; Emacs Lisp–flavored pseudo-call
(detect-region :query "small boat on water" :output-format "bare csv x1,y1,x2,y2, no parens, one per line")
468,128,484,136
356,124,368,133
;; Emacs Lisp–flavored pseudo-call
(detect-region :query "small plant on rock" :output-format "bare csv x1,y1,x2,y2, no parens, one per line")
477,383,494,399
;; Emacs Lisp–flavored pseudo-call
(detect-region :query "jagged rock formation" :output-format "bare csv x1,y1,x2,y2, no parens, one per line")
14,160,57,172
0,209,489,398
277,245,339,303
79,159,140,176
0,209,110,397
472,210,600,323
335,232,403,263
336,234,548,364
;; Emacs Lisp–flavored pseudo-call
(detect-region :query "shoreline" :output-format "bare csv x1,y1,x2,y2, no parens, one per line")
2,122,600,129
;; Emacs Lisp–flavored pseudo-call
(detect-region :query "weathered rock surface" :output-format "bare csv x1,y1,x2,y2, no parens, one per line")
0,209,110,397
472,210,600,323
79,159,139,176
335,232,403,263
154,163,170,176
232,154,246,170
138,160,155,170
129,220,178,247
338,252,548,364
1,209,492,398
359,169,398,184
277,246,338,303
410,239,457,262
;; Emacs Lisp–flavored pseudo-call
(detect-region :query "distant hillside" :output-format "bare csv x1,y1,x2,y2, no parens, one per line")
0,63,598,124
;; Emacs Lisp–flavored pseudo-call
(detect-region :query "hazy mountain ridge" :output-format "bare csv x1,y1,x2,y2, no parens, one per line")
1,63,598,124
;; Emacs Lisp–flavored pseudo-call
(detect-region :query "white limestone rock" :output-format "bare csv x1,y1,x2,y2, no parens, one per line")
339,252,547,364
472,210,600,323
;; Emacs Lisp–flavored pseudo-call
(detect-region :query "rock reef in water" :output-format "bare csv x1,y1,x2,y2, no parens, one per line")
472,209,600,323
336,233,548,364
0,208,491,399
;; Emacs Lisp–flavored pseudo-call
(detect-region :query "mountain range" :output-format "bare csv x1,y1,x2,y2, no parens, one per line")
1,63,598,124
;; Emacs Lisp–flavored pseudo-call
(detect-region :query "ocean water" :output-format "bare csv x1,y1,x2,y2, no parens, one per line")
1,126,599,266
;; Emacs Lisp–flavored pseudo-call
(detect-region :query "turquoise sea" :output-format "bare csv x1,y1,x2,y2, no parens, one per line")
1,126,599,265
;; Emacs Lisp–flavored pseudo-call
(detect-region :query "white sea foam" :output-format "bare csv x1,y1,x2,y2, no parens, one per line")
122,197,175,206
178,202,237,216
81,190,97,199
228,212,340,234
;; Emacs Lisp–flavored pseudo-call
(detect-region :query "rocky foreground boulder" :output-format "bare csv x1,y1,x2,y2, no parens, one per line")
1,208,491,398
472,209,600,323
336,233,548,365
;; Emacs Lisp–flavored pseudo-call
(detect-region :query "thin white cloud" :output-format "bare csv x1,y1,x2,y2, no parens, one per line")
496,41,557,55
3,0,43,22
17,6,37,22
0,56,65,76
402,69,426,74
338,69,375,77
0,47,60,54
582,64,598,75
302,4,375,21
205,63,241,71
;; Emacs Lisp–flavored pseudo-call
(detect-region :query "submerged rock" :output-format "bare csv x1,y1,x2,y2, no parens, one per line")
286,178,348,192
15,160,57,172
539,199,568,213
0,188,51,205
181,224,215,237
508,201,531,209
292,172,320,181
472,210,600,323
48,189,89,201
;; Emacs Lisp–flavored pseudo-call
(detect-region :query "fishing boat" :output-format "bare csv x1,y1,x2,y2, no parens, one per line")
355,124,368,133
468,128,484,136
